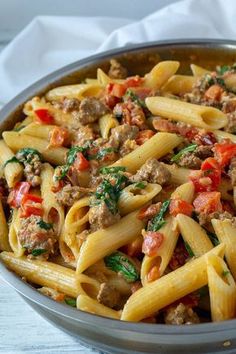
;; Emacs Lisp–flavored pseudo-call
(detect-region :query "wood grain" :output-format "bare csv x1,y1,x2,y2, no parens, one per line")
0,276,94,354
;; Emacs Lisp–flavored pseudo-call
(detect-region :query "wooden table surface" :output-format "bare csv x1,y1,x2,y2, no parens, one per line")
0,277,94,354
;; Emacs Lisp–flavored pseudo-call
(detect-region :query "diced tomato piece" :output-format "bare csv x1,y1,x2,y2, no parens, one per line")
7,182,31,208
214,141,236,167
34,109,54,124
49,127,68,147
128,87,153,100
222,200,235,214
169,199,193,217
73,152,90,171
189,157,221,192
153,118,178,133
135,130,155,145
147,265,160,282
106,83,126,98
204,84,223,101
125,76,143,88
104,94,120,109
193,131,217,145
126,236,143,257
142,231,164,257
138,203,162,220
20,194,43,218
193,191,222,214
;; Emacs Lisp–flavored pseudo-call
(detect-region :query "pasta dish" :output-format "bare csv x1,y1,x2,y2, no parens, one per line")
0,59,236,324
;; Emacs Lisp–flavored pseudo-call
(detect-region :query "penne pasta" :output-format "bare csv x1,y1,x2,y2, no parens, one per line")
0,139,23,188
121,244,225,321
46,83,102,101
77,294,121,319
76,210,145,274
161,75,198,94
8,209,25,257
3,131,68,165
99,114,119,139
112,132,182,173
20,122,56,140
144,61,180,89
146,96,228,130
190,64,211,77
207,254,236,322
0,200,11,251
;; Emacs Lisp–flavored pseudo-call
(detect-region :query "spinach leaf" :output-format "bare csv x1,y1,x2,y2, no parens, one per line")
104,252,139,282
99,166,126,175
125,89,146,108
147,200,170,232
134,181,147,189
217,65,230,75
64,297,76,307
88,147,118,160
37,219,53,230
3,156,20,168
17,148,42,160
222,270,230,277
184,241,194,257
170,144,198,163
66,146,86,165
205,230,220,246
31,249,47,257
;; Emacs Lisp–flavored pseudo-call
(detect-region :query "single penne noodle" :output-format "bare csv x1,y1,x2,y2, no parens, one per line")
96,68,124,86
3,132,68,165
46,83,102,101
121,244,225,322
85,78,99,84
118,183,162,216
163,163,191,185
40,163,65,235
161,75,198,94
213,129,236,143
8,209,25,257
20,122,56,140
0,251,100,298
212,219,236,280
144,61,180,89
207,254,236,322
0,139,23,188
190,64,211,77
146,97,228,130
99,114,119,139
0,200,11,251
111,132,182,173
76,210,145,274
77,294,121,320
141,216,179,285
14,116,34,130
64,197,90,234
176,214,213,256
141,182,194,285
106,274,132,296
59,235,79,264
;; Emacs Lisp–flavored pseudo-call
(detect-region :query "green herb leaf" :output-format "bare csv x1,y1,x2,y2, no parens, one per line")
134,181,147,189
64,297,76,307
148,200,170,232
104,252,139,282
66,146,86,165
125,89,146,108
205,230,220,246
222,270,230,277
217,65,230,75
88,147,118,160
37,219,53,230
184,241,194,257
17,148,42,162
170,144,198,163
3,156,20,168
99,166,126,175
31,249,47,257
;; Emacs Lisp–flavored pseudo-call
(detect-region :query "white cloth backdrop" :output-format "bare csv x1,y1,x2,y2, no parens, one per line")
0,0,236,106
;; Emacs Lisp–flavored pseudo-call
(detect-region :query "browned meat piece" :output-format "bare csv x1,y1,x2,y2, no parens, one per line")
89,201,120,231
18,215,56,258
229,157,236,186
62,98,80,112
132,158,171,186
119,139,138,156
108,59,128,79
55,185,82,207
71,125,95,146
178,152,202,169
113,102,146,129
97,282,121,308
16,150,42,187
0,178,9,204
164,303,200,325
78,97,109,125
224,112,236,133
198,210,236,227
109,124,139,148
195,145,214,159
